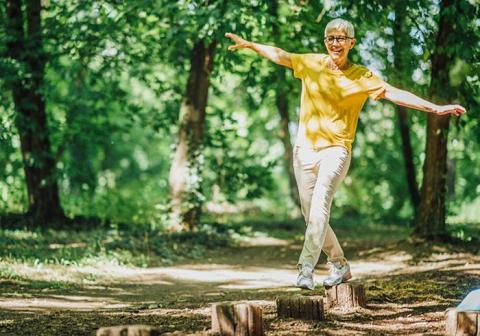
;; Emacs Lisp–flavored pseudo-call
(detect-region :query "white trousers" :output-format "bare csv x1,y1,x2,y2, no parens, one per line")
293,145,351,267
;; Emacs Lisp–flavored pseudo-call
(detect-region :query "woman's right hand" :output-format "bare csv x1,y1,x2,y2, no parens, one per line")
225,33,252,51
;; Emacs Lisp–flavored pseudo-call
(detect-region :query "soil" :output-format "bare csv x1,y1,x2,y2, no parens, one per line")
1,224,479,335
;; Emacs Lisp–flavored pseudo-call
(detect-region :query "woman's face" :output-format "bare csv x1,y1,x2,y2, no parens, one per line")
324,28,355,63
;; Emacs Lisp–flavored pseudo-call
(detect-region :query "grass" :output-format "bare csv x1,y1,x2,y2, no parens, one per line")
0,216,477,291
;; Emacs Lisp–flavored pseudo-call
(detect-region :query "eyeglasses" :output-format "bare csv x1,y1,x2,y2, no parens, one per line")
324,35,353,44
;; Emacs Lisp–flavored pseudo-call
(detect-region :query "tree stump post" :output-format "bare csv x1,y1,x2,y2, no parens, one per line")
325,282,366,309
446,308,479,336
211,303,263,336
276,295,324,320
445,289,480,336
96,325,161,336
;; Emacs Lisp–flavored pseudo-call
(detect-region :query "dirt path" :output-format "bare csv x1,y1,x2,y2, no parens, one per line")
1,225,479,335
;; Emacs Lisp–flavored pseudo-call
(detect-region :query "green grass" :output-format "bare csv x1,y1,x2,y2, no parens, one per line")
0,217,477,291
0,223,235,269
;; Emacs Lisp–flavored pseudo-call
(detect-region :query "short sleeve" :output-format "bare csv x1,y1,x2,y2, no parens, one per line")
360,68,389,101
290,53,317,79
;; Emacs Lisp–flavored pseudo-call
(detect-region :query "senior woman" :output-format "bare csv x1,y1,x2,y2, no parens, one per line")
225,18,466,290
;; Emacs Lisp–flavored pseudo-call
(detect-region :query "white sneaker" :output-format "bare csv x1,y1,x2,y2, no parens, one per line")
296,263,315,290
322,261,352,287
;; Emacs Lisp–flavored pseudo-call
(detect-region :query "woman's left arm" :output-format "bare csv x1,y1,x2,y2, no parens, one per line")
380,85,467,116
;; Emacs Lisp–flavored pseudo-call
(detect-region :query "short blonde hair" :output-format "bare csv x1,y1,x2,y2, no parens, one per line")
324,18,355,38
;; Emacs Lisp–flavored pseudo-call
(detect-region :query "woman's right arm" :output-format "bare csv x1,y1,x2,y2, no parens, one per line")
225,33,293,69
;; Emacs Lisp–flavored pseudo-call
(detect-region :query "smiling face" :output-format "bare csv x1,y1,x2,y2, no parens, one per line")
324,28,355,64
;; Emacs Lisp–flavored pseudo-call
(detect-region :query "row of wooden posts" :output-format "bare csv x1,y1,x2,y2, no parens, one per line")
97,282,365,336
211,282,366,336
96,283,479,336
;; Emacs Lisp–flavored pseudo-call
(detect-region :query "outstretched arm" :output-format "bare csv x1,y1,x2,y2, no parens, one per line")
225,32,292,68
380,85,466,116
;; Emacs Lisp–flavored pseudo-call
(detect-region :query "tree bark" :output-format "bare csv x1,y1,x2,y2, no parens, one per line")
168,40,215,231
414,0,455,239
270,0,301,210
211,303,263,336
275,74,301,210
396,107,420,210
276,295,324,320
392,1,420,213
325,282,366,309
6,0,65,227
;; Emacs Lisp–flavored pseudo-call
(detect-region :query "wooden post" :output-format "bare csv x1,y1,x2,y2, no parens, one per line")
446,308,479,336
96,325,161,336
325,282,366,309
211,303,263,336
445,289,480,335
276,295,324,320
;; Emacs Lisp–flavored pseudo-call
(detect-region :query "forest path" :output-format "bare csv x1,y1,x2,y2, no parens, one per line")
1,223,479,335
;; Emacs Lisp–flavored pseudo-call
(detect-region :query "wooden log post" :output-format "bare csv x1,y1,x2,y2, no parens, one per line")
211,303,263,336
96,325,162,336
276,295,324,320
446,309,479,336
445,289,480,336
325,282,366,309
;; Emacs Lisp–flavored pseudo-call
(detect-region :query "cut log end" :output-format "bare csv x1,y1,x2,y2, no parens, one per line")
445,308,479,336
325,282,366,309
96,325,162,336
211,303,263,336
276,295,324,320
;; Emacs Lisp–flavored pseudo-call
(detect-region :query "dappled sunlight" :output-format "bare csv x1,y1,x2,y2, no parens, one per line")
0,295,129,311
322,301,448,336
159,265,295,288
237,236,290,247
1,224,478,335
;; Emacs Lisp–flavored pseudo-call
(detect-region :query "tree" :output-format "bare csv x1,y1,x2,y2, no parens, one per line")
391,1,420,213
5,0,65,226
414,0,475,239
167,0,269,230
270,0,301,210
169,39,216,231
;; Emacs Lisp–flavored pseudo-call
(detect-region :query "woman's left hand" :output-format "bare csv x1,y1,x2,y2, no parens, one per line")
435,104,467,116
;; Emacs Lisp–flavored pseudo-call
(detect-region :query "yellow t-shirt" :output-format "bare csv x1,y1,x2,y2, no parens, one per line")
290,53,389,151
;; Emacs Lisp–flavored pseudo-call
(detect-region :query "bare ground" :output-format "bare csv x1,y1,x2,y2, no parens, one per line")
0,223,479,335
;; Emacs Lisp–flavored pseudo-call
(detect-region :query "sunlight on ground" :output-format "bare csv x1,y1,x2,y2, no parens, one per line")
325,302,446,336
1,245,479,314
236,236,290,247
0,296,128,311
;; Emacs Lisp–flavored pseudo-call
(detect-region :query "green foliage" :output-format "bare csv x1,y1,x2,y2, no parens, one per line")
0,0,479,228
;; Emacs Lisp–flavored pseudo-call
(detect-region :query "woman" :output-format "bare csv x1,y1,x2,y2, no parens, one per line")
225,18,466,290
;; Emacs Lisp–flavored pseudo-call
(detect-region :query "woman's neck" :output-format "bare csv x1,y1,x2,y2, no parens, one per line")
327,57,351,70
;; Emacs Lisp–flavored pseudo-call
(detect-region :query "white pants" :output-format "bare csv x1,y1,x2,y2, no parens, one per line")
293,145,351,267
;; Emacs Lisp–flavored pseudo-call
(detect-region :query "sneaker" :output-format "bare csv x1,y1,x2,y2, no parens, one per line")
296,263,315,290
322,261,352,287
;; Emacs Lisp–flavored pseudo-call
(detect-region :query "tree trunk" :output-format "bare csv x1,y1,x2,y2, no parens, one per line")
270,0,301,211
396,107,420,210
168,40,215,231
414,0,455,239
392,1,420,213
6,0,65,227
276,74,301,210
